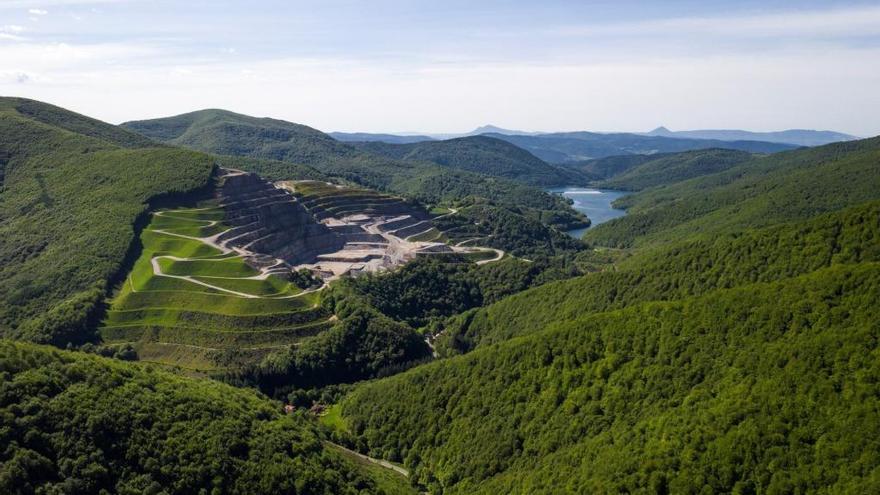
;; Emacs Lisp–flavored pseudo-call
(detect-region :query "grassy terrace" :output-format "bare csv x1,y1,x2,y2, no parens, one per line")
99,204,330,372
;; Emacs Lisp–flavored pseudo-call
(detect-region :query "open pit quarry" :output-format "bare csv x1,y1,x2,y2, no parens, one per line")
217,169,500,281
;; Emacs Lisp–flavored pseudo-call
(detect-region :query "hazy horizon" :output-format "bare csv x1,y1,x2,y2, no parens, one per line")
2,0,879,136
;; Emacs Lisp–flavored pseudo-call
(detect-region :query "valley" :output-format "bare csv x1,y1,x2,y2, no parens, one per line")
548,187,629,238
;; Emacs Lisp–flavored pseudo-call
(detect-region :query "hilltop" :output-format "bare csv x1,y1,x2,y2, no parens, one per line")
350,135,588,187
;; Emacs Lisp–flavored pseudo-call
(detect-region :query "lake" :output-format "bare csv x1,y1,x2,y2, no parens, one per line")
548,187,629,239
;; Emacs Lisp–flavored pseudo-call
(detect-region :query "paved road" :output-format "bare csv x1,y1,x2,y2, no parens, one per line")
325,441,410,478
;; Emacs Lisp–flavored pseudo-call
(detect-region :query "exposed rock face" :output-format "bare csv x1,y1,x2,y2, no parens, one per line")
216,171,345,265
327,224,387,244
301,195,419,221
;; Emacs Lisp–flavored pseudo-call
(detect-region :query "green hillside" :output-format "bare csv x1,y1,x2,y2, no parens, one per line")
123,109,356,165
339,262,880,494
585,136,880,248
440,200,880,352
351,135,588,187
595,148,753,191
0,339,414,495
0,98,215,346
565,153,657,181
324,136,880,493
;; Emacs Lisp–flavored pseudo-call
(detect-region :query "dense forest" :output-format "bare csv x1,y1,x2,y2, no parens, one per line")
339,262,880,493
593,148,753,191
439,201,880,353
233,285,431,396
585,137,880,248
349,135,588,187
234,254,583,398
0,340,413,495
326,136,880,493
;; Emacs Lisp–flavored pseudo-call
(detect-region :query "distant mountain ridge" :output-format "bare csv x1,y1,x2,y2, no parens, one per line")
646,126,858,146
333,124,852,156
421,124,540,141
486,131,796,163
330,132,435,144
329,124,797,161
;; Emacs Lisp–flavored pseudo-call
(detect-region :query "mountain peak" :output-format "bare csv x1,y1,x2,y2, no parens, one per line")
649,126,673,135
472,124,516,134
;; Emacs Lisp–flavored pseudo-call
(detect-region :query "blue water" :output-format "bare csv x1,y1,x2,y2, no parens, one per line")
548,187,629,239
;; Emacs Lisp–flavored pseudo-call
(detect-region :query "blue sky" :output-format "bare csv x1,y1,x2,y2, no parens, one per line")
1,0,878,135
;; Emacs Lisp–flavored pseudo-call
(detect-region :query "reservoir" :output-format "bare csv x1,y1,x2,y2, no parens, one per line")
548,187,629,239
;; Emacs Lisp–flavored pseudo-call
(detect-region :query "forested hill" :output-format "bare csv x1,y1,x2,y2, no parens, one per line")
0,340,413,494
585,136,880,248
580,148,753,191
0,98,215,346
439,137,880,351
124,109,356,165
341,262,880,494
439,200,880,352
350,135,589,187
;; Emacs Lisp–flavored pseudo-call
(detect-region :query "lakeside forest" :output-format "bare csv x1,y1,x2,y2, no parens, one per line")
1,97,879,494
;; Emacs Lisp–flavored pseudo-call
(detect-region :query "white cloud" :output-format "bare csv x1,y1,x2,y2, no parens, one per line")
0,26,27,40
0,40,157,76
0,0,122,8
556,5,880,39
28,8,48,15
0,70,33,83
2,43,876,136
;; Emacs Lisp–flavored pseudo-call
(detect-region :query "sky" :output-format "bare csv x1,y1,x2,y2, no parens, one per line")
0,0,878,136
